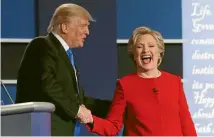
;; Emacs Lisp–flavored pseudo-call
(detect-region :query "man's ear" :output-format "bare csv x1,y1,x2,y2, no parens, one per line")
61,23,68,34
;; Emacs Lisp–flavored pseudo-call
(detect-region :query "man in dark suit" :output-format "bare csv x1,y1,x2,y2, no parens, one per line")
15,3,110,136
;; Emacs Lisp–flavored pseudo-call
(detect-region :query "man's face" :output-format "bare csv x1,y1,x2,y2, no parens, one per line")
64,16,90,48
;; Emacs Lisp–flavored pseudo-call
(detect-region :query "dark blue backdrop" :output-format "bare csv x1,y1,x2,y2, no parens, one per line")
116,0,182,39
1,0,36,38
1,0,182,39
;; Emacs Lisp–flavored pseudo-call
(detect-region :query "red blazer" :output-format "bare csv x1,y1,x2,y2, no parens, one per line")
88,71,197,136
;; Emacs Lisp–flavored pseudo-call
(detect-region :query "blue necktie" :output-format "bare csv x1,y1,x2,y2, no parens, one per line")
66,49,81,136
66,49,75,69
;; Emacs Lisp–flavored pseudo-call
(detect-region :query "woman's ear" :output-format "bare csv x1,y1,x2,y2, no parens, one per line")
160,52,164,58
133,50,137,61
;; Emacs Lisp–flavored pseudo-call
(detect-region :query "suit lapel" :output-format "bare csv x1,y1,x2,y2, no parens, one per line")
74,64,84,103
47,33,80,95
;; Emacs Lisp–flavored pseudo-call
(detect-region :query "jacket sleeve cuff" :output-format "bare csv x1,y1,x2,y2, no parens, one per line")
74,105,81,118
86,115,100,132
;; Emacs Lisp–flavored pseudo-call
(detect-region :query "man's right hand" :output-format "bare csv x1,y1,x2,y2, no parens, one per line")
77,105,93,124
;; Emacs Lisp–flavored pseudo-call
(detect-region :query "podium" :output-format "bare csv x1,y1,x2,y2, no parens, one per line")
1,102,55,136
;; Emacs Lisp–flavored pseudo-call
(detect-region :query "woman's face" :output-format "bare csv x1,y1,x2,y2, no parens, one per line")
134,34,161,71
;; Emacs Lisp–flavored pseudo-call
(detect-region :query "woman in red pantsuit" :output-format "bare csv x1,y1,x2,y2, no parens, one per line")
82,26,197,136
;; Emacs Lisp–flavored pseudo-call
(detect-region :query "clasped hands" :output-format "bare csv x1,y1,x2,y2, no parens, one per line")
77,105,93,124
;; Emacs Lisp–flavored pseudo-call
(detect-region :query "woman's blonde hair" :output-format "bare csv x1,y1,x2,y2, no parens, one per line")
47,3,94,33
128,26,165,66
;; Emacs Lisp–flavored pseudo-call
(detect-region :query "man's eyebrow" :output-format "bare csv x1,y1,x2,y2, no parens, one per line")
82,22,90,26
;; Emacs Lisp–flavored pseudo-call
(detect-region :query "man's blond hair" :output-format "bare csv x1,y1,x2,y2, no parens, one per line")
47,3,94,33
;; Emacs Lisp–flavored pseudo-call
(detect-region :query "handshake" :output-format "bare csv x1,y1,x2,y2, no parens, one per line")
77,105,93,124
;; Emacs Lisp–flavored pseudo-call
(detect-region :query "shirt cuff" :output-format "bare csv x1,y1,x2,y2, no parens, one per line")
75,105,81,118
